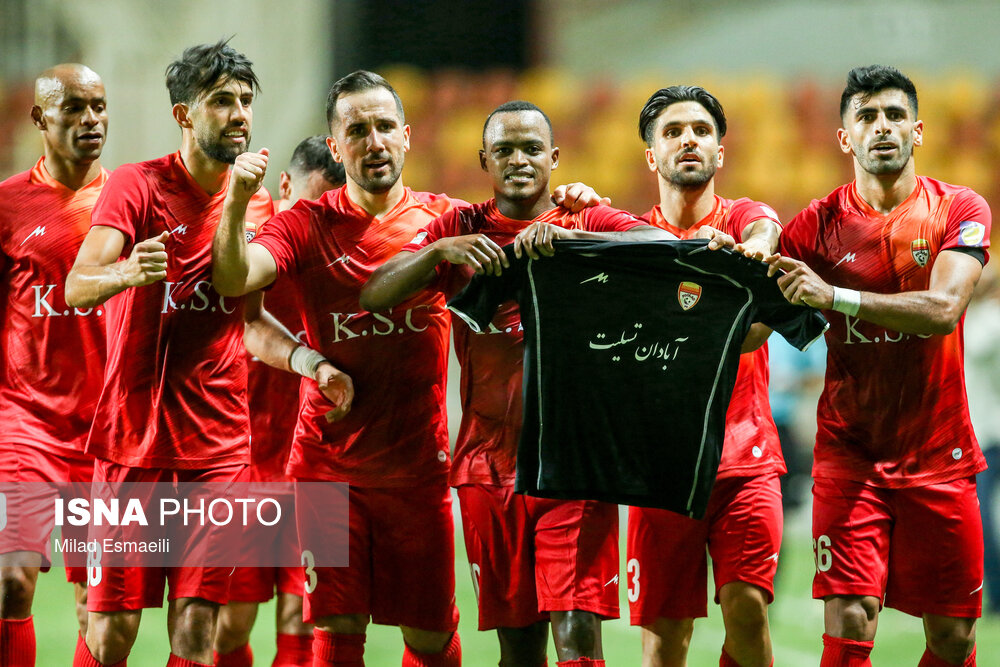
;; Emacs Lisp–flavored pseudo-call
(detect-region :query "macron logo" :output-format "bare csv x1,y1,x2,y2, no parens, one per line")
604,574,619,588
327,254,352,267
173,224,188,235
19,225,45,246
581,272,609,285
833,252,857,269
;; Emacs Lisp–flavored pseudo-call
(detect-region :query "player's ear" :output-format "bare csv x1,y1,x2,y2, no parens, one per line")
402,124,411,153
836,128,853,155
327,136,343,163
278,171,293,200
479,149,488,172
716,143,724,169
30,105,46,130
645,147,657,172
550,147,559,170
172,103,193,130
912,119,924,147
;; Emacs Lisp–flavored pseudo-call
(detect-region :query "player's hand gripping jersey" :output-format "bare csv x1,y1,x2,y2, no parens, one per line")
780,177,991,486
449,239,828,518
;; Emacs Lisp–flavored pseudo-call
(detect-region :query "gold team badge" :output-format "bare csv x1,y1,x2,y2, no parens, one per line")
910,238,930,267
245,222,258,243
677,282,702,310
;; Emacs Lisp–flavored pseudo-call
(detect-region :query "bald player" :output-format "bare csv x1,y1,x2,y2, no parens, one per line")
0,64,109,666
213,136,345,667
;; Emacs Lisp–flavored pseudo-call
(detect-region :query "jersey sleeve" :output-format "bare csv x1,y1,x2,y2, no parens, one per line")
90,164,151,251
777,204,820,263
728,199,782,238
941,189,991,263
581,205,647,232
447,247,523,332
251,208,310,278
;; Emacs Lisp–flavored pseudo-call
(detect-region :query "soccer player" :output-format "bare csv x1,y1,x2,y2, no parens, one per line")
769,65,989,667
360,101,670,667
212,72,603,667
64,41,279,667
213,136,345,667
626,85,784,667
0,63,108,667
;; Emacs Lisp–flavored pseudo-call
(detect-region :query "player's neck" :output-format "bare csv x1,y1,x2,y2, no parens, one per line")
853,161,918,214
657,179,716,229
345,178,406,218
495,192,555,221
179,142,231,196
42,151,100,191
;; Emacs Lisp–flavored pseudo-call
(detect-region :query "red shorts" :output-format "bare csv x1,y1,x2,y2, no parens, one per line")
626,474,782,625
228,490,303,602
298,483,458,631
0,442,92,582
812,476,983,618
86,460,249,612
457,484,620,630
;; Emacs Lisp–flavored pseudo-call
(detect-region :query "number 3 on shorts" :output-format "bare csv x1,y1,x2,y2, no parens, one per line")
626,558,640,603
813,535,833,573
301,549,318,594
87,543,102,587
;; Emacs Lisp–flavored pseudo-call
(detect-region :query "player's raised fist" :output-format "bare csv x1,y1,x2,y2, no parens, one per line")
552,182,611,213
229,147,269,202
125,230,170,287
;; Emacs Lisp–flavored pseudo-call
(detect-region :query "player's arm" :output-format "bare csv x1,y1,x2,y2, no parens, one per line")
735,217,781,260
65,225,169,308
766,249,983,335
212,149,278,297
741,323,773,353
361,234,508,311
244,291,353,423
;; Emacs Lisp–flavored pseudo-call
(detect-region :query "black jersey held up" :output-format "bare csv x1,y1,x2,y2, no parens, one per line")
448,239,828,519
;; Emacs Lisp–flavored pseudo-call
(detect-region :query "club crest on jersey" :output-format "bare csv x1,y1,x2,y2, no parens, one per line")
910,238,930,267
244,222,258,243
677,282,702,310
958,220,986,247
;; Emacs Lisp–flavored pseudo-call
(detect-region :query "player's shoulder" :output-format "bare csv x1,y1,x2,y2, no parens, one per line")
789,184,852,226
409,188,469,215
0,168,31,192
105,154,171,190
918,175,988,208
725,196,781,223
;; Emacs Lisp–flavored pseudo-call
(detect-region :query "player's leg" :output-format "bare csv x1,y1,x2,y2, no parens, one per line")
214,601,259,665
166,597,222,664
274,591,313,667
374,485,459,665
80,610,143,665
74,582,89,636
886,478,982,666
456,484,548,665
534,498,618,665
711,475,783,667
626,505,710,667
813,478,890,666
0,558,40,667
640,619,694,667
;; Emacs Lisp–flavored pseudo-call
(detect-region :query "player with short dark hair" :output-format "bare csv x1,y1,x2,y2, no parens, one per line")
627,85,784,667
770,64,989,667
0,63,109,667
361,101,669,667
213,137,346,667
64,40,279,667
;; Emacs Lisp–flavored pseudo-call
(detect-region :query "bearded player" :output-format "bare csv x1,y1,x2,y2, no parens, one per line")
627,86,784,667
64,41,293,667
770,65,989,667
213,136,345,667
0,63,108,667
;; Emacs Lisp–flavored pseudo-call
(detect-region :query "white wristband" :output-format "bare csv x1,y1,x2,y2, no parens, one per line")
832,287,861,316
289,345,327,379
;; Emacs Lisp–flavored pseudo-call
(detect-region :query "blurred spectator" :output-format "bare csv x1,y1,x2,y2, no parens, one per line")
966,260,1000,615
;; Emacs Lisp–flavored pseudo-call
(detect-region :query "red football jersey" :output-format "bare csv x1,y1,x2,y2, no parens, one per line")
245,211,305,483
402,200,646,487
252,187,462,486
0,158,108,459
780,177,991,487
86,152,273,469
645,197,785,478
